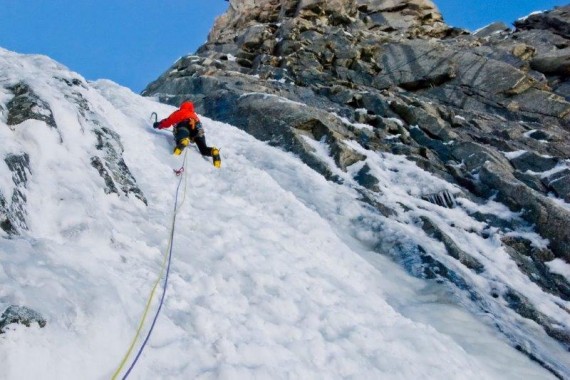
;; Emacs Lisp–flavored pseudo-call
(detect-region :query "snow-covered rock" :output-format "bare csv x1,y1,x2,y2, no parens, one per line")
0,47,568,379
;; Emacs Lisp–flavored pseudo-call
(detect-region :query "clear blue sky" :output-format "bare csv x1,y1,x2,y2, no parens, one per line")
0,1,566,92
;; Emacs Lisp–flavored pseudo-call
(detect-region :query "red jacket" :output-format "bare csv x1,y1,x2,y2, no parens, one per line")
157,101,200,129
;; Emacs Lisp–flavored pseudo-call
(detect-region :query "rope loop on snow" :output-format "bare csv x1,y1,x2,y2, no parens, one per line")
112,149,189,380
173,166,184,176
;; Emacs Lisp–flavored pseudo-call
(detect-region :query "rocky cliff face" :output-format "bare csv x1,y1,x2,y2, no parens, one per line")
144,1,570,374
0,54,146,237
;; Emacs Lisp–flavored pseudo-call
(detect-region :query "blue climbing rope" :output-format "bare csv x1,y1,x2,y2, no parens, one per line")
115,151,189,379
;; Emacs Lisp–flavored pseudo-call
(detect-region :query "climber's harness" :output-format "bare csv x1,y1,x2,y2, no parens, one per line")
173,118,204,142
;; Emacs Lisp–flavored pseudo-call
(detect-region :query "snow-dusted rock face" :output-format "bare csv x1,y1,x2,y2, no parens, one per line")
0,305,46,333
0,51,146,236
4,47,566,380
4,35,570,380
147,3,570,242
144,2,570,375
145,2,570,258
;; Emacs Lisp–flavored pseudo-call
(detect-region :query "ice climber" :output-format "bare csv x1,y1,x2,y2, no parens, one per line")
153,101,221,168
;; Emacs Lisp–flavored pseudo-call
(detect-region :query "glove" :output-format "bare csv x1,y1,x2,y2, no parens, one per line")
153,122,160,129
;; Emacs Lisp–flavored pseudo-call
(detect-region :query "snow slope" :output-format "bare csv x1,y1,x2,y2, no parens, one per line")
0,48,565,379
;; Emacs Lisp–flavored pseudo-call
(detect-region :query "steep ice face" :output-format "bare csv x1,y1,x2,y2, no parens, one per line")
0,48,566,379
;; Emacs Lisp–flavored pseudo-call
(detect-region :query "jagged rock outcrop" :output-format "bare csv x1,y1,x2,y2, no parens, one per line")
1,153,31,235
2,75,147,212
91,126,147,205
515,6,570,39
7,83,57,130
145,1,570,258
0,305,46,333
144,1,570,372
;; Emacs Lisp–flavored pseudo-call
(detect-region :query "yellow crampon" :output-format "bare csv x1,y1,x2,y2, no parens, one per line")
173,138,191,156
212,147,221,168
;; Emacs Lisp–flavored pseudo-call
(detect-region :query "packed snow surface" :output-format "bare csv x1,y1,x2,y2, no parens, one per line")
0,48,565,379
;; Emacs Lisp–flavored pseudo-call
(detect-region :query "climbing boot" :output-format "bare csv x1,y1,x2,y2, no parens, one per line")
173,138,191,156
212,147,221,168
173,145,184,156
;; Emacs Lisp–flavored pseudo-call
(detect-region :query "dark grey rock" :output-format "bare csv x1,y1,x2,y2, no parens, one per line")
374,41,457,91
0,191,17,235
474,22,511,39
237,24,271,51
510,29,569,56
515,6,570,39
510,151,559,173
7,82,57,129
543,168,570,202
513,171,548,193
1,153,31,235
390,99,457,141
451,141,512,173
503,288,570,349
502,236,570,301
354,163,379,191
0,305,46,333
552,80,570,102
479,162,570,261
407,126,453,163
92,127,147,205
359,92,391,116
420,216,485,273
55,76,86,88
316,86,354,105
512,88,570,119
390,243,477,299
527,129,551,141
91,156,119,196
356,0,450,38
5,153,30,187
356,189,397,218
531,52,570,77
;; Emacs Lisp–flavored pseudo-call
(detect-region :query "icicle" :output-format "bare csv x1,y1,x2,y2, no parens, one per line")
421,189,457,208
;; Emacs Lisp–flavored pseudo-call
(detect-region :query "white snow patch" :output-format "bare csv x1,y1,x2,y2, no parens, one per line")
456,197,520,221
547,193,570,212
504,231,550,250
523,129,536,137
517,10,545,22
503,150,527,160
386,117,404,127
473,23,493,34
547,259,570,281
540,162,570,179
352,122,374,131
238,92,306,107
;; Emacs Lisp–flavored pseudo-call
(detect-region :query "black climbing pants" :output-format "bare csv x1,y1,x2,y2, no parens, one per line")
174,122,213,157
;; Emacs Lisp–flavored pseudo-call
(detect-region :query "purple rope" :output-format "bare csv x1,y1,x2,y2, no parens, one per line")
122,164,185,379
